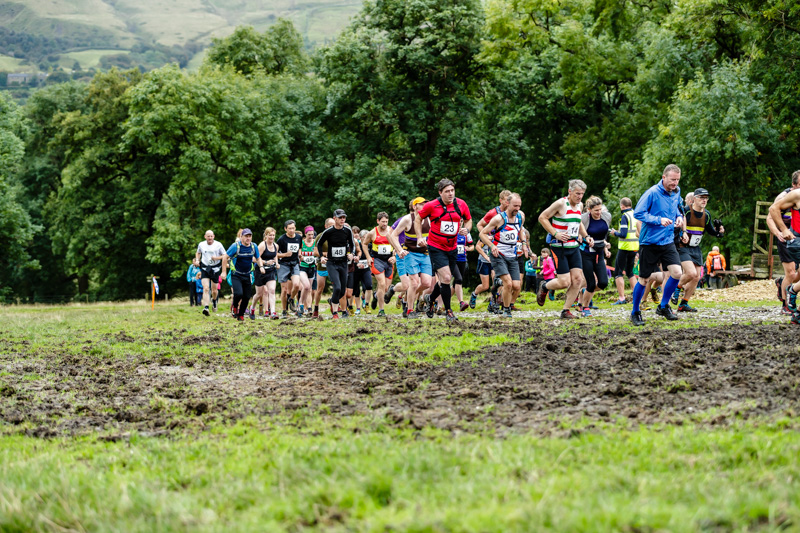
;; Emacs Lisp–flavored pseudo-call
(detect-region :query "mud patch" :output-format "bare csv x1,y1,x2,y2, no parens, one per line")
1,322,798,437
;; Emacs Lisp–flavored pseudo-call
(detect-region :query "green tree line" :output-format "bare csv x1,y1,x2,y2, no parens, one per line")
0,0,797,302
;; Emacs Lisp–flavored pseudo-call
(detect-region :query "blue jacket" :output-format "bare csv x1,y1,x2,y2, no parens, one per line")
187,264,200,282
634,180,682,246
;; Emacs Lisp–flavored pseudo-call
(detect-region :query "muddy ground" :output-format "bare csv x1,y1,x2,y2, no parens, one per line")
1,320,799,438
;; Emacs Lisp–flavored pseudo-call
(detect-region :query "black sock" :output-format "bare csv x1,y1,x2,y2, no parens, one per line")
441,283,452,310
430,283,441,302
680,299,688,306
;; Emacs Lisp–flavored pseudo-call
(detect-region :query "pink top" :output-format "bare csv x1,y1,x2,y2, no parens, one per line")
541,257,555,280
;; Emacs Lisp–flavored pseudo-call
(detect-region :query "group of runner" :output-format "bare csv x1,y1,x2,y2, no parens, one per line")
191,164,800,325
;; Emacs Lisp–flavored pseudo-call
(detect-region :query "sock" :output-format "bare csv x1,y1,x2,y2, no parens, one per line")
632,282,646,314
440,283,452,310
299,304,304,313
430,283,441,302
661,276,680,308
680,299,688,306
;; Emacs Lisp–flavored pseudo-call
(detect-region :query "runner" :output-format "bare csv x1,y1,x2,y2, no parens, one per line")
768,178,800,324
256,227,280,319
351,228,374,315
476,190,513,312
479,193,525,317
276,220,303,318
312,218,335,318
389,197,433,318
297,225,316,317
314,209,355,319
536,180,593,318
416,179,473,322
195,230,226,316
453,230,475,312
673,188,725,312
612,197,639,305
627,164,685,326
223,228,266,321
362,212,396,317
578,196,612,317
766,171,800,314
470,240,494,310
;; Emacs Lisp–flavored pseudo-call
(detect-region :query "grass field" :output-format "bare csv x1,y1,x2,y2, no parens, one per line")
60,49,130,70
0,53,26,71
1,298,798,530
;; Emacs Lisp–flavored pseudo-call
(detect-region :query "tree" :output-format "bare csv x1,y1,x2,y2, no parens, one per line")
205,20,309,76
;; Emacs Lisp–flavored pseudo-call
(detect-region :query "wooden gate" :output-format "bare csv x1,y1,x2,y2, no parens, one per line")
750,201,782,279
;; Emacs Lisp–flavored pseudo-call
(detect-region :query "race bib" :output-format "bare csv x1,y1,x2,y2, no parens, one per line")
331,246,346,258
500,230,519,244
377,244,392,255
689,234,703,247
566,223,580,238
440,221,458,236
358,259,369,269
287,243,300,253
457,245,465,255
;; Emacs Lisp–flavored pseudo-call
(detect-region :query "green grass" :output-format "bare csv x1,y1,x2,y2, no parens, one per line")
0,54,26,71
1,419,798,531
61,49,131,70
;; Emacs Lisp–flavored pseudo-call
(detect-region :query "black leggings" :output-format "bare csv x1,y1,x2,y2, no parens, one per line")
231,273,252,317
327,262,348,303
453,261,467,286
581,252,608,293
352,268,373,297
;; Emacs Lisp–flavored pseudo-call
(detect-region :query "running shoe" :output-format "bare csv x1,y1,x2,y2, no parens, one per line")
402,300,408,315
416,297,426,313
271,312,279,320
296,308,303,318
331,313,340,320
426,301,435,319
581,308,592,318
776,277,784,302
384,285,395,304
445,309,458,323
361,297,366,309
589,300,598,310
510,303,519,312
612,299,626,306
671,286,682,306
282,310,288,318
677,303,697,313
781,303,793,316
487,300,496,314
536,281,548,306
649,288,658,302
460,301,469,312
560,309,578,319
212,304,217,313
469,292,477,309
406,311,419,319
288,298,296,312
655,304,679,321
548,291,555,301
396,295,404,309
355,308,361,315
328,297,334,315
249,309,256,320
202,306,209,316
341,311,349,318
789,286,798,312
312,306,319,318
377,309,386,318
502,308,512,318
371,295,378,309
792,311,800,326
630,311,645,326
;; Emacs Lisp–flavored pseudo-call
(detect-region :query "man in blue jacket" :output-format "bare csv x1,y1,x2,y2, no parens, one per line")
630,164,684,326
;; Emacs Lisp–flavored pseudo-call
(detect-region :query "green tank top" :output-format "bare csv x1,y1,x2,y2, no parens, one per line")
299,241,316,268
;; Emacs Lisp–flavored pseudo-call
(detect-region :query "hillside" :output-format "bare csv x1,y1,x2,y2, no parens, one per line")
0,0,361,72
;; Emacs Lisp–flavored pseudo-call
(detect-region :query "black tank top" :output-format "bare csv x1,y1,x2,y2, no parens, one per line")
262,242,278,269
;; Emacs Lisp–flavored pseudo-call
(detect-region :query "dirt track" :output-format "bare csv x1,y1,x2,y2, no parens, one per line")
2,320,799,437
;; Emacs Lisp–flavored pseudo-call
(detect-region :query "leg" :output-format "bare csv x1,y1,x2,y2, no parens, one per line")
375,272,387,311
202,278,212,307
563,269,584,310
267,280,277,315
238,279,252,317
580,253,597,308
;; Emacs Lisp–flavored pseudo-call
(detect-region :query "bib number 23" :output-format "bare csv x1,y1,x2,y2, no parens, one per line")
440,221,457,235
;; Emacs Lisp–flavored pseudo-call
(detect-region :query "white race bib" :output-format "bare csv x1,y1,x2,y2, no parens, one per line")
358,259,369,269
287,243,300,253
457,245,465,255
377,244,392,255
566,223,580,238
500,230,519,244
689,234,703,247
440,221,458,236
331,246,346,258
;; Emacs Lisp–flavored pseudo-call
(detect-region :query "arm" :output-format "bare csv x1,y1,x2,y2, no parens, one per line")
361,230,374,263
389,217,410,257
538,199,568,241
614,215,628,238
459,210,473,235
414,213,426,248
634,190,667,226
479,215,503,257
769,190,799,240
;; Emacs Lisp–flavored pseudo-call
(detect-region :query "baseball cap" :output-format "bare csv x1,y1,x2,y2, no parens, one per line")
241,228,253,236
333,209,347,218
694,188,709,197
411,197,426,206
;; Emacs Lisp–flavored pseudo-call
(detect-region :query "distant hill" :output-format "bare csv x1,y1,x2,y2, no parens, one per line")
0,0,362,72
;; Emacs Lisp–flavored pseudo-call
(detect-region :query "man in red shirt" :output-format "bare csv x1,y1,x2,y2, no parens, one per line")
415,179,472,322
